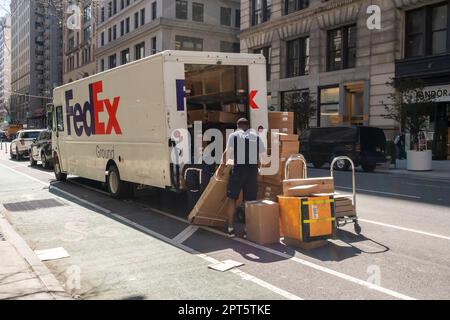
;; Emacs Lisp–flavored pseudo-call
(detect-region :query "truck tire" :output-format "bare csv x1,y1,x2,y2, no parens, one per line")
362,163,376,172
41,152,49,169
54,158,67,181
30,154,37,166
15,147,21,161
107,165,130,199
312,160,324,168
331,156,350,171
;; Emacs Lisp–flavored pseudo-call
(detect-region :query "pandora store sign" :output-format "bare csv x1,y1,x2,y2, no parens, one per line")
414,85,450,102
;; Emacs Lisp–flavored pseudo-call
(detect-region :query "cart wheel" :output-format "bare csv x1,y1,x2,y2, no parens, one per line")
354,222,362,235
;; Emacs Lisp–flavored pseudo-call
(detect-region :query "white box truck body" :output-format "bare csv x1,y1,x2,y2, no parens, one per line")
51,51,268,195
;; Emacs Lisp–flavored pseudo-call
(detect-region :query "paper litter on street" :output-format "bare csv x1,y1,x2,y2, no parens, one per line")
35,247,70,261
208,259,244,272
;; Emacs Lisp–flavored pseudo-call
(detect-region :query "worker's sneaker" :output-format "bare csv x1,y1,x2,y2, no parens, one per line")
227,227,235,238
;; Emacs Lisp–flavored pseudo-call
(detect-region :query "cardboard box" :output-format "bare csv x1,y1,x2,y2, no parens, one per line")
222,103,245,114
245,200,280,245
188,166,230,227
188,110,206,123
262,157,304,185
268,112,294,134
283,184,321,197
207,111,239,124
278,196,335,242
283,177,334,197
257,183,282,201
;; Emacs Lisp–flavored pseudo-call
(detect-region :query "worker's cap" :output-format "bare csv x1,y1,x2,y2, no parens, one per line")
237,118,249,125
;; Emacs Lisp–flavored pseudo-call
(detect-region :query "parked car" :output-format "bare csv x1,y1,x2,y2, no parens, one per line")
10,129,44,160
29,129,53,168
300,126,387,172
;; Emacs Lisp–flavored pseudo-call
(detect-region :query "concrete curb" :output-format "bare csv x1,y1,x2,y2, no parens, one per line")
0,214,72,300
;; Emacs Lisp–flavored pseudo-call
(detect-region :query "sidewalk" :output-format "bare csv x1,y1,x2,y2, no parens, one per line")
378,160,450,181
0,215,69,300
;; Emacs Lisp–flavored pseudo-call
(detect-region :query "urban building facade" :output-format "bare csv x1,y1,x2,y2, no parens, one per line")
394,0,450,160
240,0,450,160
0,14,11,123
63,0,97,84
240,0,400,136
10,0,63,128
95,0,241,72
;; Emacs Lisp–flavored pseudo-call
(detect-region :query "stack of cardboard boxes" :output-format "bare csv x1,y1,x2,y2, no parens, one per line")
258,112,302,201
187,103,246,126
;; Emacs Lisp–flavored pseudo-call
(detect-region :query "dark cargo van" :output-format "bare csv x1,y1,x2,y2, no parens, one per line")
300,126,387,172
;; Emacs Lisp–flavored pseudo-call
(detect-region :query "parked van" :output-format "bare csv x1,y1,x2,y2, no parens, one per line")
50,50,269,198
300,126,387,172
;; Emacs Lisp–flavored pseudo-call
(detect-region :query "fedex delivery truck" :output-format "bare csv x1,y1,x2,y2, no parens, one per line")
50,50,269,198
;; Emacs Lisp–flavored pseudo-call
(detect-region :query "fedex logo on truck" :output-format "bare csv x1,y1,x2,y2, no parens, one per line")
65,80,122,137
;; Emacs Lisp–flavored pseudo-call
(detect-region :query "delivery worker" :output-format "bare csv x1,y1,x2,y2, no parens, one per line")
217,118,265,237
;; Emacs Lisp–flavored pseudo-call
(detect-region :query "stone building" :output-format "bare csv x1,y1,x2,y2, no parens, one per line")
239,0,402,136
95,0,241,72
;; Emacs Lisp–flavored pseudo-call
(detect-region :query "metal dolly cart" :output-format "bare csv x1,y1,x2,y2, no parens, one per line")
330,156,361,234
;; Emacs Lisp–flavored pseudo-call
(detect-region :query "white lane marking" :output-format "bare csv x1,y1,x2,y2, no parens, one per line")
359,218,450,241
336,186,421,199
0,163,300,300
402,182,450,190
173,225,199,244
2,162,418,300
199,226,415,300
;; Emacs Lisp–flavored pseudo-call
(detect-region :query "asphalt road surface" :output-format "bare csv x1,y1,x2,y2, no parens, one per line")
0,145,449,300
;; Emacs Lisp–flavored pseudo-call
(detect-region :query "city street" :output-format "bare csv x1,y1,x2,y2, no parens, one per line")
0,143,449,300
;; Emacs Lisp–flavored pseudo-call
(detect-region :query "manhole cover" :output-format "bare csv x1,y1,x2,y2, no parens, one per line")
3,199,64,212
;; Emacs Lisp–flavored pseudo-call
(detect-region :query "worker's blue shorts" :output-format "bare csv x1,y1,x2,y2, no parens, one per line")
227,165,258,201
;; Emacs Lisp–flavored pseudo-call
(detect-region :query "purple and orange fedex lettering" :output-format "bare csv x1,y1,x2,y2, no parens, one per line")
65,80,122,137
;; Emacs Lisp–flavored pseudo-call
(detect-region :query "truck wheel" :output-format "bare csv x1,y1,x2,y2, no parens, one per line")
15,148,21,161
30,154,37,166
362,163,376,172
331,156,350,171
107,165,127,199
41,153,49,169
313,160,324,168
54,159,67,181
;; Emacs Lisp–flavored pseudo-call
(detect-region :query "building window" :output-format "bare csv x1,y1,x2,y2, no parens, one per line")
135,42,145,60
254,46,271,81
109,54,117,69
152,1,157,20
108,2,112,17
113,0,117,14
286,37,309,77
120,20,124,36
221,7,232,26
112,25,117,40
176,0,188,20
126,17,130,33
83,4,92,23
108,28,112,42
121,48,130,64
83,25,92,41
100,57,104,71
319,86,340,127
327,24,356,71
68,37,74,50
134,12,139,29
235,10,241,28
284,0,309,15
175,36,203,51
101,32,104,46
252,0,271,26
220,41,240,53
151,37,157,54
405,3,448,58
101,7,105,22
141,8,145,26
121,0,125,10
193,3,204,22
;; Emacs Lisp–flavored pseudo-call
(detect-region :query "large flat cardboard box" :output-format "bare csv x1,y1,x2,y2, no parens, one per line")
188,166,231,227
245,200,280,245
283,177,334,197
207,111,239,124
268,112,294,134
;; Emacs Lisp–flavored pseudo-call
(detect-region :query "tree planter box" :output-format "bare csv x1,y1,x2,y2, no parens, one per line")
407,150,432,171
